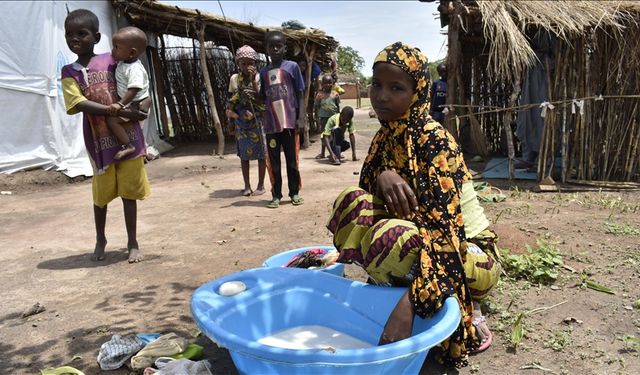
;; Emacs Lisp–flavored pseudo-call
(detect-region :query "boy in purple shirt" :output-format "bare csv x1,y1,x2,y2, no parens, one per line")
259,31,306,208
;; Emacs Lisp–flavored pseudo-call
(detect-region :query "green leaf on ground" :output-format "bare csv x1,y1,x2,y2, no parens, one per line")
511,312,525,346
581,274,616,295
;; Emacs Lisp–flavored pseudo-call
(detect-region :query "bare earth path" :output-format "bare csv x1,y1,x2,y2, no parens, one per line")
1,109,639,374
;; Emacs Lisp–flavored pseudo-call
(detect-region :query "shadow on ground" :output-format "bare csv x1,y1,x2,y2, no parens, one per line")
0,282,238,374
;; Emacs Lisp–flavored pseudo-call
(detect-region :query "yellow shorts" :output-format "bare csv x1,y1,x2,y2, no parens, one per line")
92,157,150,207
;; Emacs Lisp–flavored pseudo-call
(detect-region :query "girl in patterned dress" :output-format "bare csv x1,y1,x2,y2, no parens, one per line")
227,45,267,196
327,42,500,367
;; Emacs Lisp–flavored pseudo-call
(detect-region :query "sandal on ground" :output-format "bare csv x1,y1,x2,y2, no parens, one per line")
471,314,493,354
291,195,304,206
266,199,280,209
251,188,266,196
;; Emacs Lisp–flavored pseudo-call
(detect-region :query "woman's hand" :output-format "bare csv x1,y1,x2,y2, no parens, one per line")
379,290,414,345
377,170,419,219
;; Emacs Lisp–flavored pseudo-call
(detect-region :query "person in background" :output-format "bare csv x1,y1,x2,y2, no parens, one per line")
429,62,447,125
331,71,346,95
259,31,305,209
321,106,357,166
226,45,267,197
314,74,341,160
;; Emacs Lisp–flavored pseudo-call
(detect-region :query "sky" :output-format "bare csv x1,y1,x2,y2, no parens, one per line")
161,1,447,75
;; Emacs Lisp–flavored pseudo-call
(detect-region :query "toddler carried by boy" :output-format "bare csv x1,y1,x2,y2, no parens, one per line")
108,26,151,160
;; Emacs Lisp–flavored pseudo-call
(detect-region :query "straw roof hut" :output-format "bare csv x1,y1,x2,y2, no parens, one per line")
111,0,338,151
440,0,640,184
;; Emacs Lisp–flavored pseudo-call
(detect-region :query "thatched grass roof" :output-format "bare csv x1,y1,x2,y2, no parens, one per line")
111,0,338,60
450,1,640,81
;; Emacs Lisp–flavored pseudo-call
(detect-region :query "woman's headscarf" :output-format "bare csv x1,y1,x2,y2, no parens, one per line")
359,42,477,367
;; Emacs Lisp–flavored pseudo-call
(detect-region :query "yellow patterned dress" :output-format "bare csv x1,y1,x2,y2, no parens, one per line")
327,42,494,367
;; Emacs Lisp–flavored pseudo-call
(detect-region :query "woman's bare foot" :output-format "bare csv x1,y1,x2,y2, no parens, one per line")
114,144,135,160
127,241,144,263
92,239,107,261
472,301,493,353
240,188,252,196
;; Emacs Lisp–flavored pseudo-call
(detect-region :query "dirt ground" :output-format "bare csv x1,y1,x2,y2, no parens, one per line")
1,108,639,374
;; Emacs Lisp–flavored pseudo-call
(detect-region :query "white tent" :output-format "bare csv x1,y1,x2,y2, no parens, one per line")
0,1,170,177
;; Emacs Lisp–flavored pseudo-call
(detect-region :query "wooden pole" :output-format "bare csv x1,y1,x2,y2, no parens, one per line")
197,25,225,156
301,45,316,149
445,10,460,137
149,47,170,138
158,35,180,139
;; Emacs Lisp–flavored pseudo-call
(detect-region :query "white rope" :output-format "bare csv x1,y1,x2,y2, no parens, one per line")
571,99,584,115
539,101,555,118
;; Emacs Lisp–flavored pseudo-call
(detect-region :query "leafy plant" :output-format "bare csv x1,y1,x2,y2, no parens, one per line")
619,335,640,351
510,312,525,347
604,222,640,236
544,329,572,352
500,240,563,284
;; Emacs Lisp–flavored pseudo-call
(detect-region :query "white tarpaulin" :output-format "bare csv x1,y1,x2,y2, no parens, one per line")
0,1,170,177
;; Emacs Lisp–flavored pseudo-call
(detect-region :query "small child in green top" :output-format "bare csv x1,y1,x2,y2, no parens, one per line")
322,106,357,166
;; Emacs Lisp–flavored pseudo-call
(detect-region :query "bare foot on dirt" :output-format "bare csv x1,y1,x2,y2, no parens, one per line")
114,144,135,160
92,239,107,261
127,242,144,263
240,188,252,197
252,187,266,196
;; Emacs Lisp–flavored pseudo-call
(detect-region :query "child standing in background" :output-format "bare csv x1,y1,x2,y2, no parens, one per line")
107,26,151,160
314,74,340,160
61,9,150,263
226,45,267,197
259,31,305,209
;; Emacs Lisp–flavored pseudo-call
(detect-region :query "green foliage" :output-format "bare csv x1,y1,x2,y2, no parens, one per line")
575,193,640,214
618,335,640,351
281,20,305,30
336,46,365,74
580,274,616,295
604,222,640,236
500,240,563,284
544,329,572,352
427,59,444,81
510,312,524,347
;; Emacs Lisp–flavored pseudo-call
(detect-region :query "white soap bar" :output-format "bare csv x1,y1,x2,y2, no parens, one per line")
258,325,372,351
218,281,246,296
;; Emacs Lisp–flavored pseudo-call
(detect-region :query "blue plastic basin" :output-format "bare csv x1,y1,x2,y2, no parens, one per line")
262,245,345,277
191,267,460,375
